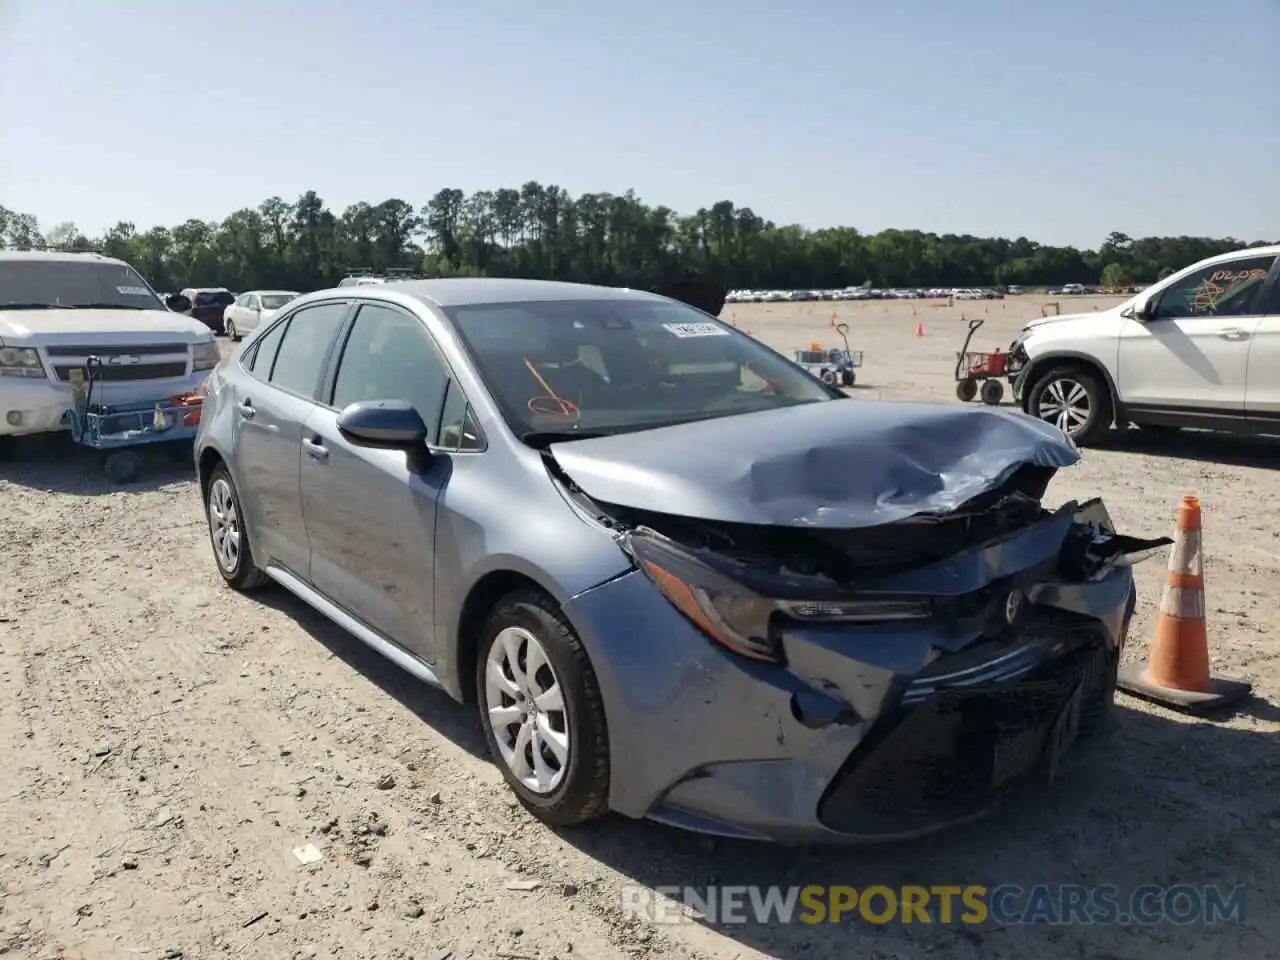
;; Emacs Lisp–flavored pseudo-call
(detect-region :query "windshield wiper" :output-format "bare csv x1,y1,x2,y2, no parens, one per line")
521,429,611,447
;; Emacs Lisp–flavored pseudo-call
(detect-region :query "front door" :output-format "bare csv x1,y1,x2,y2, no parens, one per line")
1118,252,1276,426
299,301,453,662
1244,267,1280,434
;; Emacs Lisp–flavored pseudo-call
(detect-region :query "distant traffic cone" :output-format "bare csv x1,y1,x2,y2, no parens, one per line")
830,311,837,327
911,305,917,317
914,322,924,337
961,312,966,322
1117,496,1252,712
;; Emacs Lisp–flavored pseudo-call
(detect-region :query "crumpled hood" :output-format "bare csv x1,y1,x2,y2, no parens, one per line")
549,400,1079,529
0,308,210,342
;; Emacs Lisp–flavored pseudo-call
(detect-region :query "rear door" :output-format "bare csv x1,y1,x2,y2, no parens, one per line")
298,300,455,661
1244,259,1280,434
231,300,352,576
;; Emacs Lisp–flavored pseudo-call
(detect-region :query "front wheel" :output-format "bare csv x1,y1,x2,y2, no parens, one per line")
476,590,610,827
226,319,239,342
1026,366,1112,445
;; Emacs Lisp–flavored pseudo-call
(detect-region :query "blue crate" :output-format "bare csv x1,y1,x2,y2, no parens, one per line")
68,397,202,451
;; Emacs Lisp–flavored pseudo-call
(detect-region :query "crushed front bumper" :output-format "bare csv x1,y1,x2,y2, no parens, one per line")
562,502,1140,844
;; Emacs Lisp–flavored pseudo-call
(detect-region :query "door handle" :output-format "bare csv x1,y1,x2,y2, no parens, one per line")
1219,329,1250,341
238,399,255,419
302,436,329,460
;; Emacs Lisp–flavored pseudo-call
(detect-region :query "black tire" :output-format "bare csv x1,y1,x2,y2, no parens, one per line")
980,378,1004,405
475,589,610,827
840,369,855,387
820,369,836,385
103,450,141,484
1025,365,1112,446
956,378,978,402
226,319,239,342
205,463,269,591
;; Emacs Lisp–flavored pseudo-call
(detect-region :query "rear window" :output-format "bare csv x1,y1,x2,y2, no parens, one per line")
260,293,298,310
195,291,234,306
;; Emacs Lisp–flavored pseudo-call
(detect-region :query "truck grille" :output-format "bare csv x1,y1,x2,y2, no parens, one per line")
44,343,190,383
53,362,188,382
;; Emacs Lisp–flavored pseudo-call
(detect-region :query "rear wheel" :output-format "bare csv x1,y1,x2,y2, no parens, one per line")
476,590,610,827
980,378,1004,405
205,463,269,591
226,318,239,341
1026,366,1112,445
956,378,978,402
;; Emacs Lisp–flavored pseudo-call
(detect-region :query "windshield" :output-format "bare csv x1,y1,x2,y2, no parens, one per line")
445,298,837,439
0,260,163,310
260,293,298,310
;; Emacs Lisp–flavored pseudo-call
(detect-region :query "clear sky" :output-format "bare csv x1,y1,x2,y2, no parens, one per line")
1,0,1276,249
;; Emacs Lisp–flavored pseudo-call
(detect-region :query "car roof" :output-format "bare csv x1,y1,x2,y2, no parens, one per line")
0,250,128,266
245,289,299,296
365,277,665,308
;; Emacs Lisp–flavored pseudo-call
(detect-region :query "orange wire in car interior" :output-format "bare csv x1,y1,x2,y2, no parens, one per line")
639,559,775,662
523,356,580,421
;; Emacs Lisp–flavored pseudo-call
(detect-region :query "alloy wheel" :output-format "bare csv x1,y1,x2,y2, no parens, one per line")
484,626,570,794
208,477,241,573
1037,377,1091,435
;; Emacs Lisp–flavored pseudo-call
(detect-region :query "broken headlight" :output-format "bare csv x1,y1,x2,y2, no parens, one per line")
624,529,931,665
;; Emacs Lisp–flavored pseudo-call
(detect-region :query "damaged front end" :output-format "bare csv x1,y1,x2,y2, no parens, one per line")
552,451,1169,840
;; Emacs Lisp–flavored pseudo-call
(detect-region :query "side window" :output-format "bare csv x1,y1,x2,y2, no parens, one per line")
1153,255,1276,320
247,317,289,376
246,295,259,309
330,303,450,442
268,302,350,397
438,379,485,452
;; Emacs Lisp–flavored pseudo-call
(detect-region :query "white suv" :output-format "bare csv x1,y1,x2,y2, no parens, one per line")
1008,244,1279,445
0,251,220,441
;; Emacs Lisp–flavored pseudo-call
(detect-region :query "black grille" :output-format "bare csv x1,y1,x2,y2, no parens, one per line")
54,362,188,382
44,343,188,357
818,633,1115,837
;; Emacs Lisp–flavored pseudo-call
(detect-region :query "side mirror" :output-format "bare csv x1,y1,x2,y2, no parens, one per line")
166,293,192,313
337,399,428,451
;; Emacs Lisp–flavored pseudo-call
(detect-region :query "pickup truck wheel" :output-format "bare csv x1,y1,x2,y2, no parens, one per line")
1027,366,1112,445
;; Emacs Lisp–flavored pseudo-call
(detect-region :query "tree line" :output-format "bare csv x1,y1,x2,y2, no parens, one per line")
1,187,1272,295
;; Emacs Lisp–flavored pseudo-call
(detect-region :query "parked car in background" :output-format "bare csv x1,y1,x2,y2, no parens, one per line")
195,277,1154,842
222,290,300,341
0,251,216,444
1009,244,1280,445
180,288,236,335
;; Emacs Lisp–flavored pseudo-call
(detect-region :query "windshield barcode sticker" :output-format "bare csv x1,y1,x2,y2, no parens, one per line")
662,322,730,338
116,285,151,296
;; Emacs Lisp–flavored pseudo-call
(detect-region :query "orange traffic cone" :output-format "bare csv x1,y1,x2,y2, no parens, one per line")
914,322,924,337
1117,496,1251,712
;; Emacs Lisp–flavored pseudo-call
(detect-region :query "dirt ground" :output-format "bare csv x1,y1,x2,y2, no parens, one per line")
2,295,1277,960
